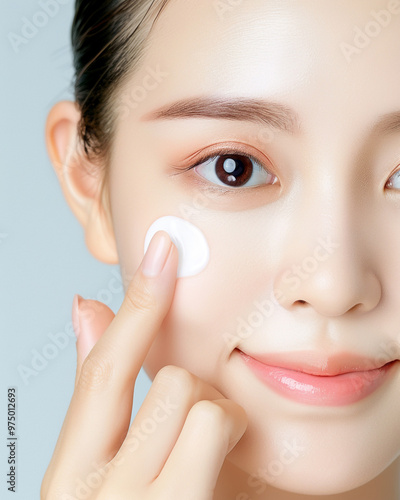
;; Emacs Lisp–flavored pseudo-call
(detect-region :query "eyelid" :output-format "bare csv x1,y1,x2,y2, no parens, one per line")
387,163,400,177
169,141,277,177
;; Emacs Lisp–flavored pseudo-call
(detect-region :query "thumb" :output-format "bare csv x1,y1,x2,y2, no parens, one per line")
71,294,115,387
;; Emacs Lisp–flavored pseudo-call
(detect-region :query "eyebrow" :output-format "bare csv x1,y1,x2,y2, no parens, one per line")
140,96,301,134
140,95,400,138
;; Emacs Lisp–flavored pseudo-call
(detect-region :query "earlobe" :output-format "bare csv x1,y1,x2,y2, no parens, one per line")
85,192,119,265
45,100,119,265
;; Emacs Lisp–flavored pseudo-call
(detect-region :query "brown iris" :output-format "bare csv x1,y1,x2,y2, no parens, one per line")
215,154,253,187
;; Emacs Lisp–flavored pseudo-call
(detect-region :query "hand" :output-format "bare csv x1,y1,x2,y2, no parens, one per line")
40,231,248,500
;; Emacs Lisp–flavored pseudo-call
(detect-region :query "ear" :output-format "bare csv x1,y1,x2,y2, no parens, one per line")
45,100,118,264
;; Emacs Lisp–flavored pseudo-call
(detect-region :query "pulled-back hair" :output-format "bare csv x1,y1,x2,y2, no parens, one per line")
71,0,170,167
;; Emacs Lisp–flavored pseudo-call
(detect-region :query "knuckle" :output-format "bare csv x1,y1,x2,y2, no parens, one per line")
189,399,228,428
123,274,157,314
78,351,115,394
153,365,197,395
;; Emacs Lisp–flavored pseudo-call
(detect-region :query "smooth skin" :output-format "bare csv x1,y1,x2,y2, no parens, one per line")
43,0,400,498
40,231,247,499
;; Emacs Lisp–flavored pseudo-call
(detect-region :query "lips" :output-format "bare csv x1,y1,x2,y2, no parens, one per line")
236,348,398,406
235,348,391,376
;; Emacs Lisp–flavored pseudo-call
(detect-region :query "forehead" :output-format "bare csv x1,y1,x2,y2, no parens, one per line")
139,0,400,132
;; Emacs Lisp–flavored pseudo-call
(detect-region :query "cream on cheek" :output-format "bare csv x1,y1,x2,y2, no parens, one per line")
144,216,210,278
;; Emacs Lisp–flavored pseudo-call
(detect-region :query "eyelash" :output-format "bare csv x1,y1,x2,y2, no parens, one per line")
170,146,276,195
170,147,400,195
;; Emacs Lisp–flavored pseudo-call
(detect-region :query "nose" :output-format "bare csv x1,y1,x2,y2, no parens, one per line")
272,190,382,318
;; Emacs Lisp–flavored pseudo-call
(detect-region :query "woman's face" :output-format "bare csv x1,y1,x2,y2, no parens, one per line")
107,0,400,494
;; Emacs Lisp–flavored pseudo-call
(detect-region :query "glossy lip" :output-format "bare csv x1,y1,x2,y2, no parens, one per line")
236,348,391,375
236,348,398,406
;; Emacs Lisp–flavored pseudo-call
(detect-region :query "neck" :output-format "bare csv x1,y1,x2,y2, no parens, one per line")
214,455,400,500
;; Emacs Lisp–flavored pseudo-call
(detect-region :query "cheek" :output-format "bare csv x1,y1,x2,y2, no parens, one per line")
139,214,276,383
109,181,280,384
108,148,277,381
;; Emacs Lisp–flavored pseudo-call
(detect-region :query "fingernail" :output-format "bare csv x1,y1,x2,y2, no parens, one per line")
72,293,83,339
142,231,172,277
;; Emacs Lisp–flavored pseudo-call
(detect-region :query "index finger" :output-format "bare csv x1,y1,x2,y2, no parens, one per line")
48,231,178,485
78,229,179,394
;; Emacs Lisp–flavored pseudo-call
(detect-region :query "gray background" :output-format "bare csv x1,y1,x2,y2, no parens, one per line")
1,1,152,497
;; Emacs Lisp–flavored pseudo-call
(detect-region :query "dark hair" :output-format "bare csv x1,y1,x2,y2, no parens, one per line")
71,0,170,192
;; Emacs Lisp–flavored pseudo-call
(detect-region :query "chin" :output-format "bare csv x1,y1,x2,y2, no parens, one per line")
223,413,399,496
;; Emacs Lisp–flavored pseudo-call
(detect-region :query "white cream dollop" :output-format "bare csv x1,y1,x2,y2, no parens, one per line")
144,216,210,278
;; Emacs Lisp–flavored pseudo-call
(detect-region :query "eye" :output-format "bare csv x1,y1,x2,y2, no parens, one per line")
189,150,278,190
386,169,400,189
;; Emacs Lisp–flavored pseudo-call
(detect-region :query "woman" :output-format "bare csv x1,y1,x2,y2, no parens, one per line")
41,0,400,498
